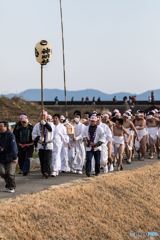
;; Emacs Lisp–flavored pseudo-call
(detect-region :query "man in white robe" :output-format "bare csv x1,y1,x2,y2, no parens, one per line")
32,111,54,178
70,111,86,174
97,113,113,172
51,114,69,177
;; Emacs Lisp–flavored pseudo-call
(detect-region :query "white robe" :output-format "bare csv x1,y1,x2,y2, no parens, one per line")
61,125,70,172
83,125,106,151
71,122,86,171
99,122,112,166
52,123,69,172
32,122,54,150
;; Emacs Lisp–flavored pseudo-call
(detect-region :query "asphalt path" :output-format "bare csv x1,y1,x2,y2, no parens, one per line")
0,158,159,200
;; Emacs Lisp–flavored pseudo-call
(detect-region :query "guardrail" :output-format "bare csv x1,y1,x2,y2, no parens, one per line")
33,100,160,106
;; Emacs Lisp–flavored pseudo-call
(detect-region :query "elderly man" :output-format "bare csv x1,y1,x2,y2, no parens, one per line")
32,111,54,178
14,115,34,175
83,114,105,177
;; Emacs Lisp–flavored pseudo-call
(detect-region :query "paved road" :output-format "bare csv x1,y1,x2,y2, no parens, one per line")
0,158,159,200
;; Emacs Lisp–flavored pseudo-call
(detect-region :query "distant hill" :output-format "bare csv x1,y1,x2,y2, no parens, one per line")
4,88,160,101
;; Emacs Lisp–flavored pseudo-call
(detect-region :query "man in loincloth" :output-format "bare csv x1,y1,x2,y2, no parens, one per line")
134,112,147,160
146,111,160,159
113,118,129,171
123,111,138,164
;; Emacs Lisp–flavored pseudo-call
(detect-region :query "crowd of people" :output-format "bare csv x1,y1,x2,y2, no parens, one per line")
0,107,160,193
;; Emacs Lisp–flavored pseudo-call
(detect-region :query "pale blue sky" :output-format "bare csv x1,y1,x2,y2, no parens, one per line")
1,0,160,94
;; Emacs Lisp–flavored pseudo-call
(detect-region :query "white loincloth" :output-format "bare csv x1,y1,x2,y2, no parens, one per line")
147,127,158,141
113,136,124,155
124,128,134,150
135,127,148,151
113,136,124,146
158,128,160,139
136,128,148,142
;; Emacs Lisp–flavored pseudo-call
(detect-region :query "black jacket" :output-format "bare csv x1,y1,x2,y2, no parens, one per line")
0,131,18,164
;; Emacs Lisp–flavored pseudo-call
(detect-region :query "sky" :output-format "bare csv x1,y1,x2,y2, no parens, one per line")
1,0,160,94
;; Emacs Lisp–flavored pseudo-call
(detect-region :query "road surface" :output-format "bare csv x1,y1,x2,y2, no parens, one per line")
0,158,159,200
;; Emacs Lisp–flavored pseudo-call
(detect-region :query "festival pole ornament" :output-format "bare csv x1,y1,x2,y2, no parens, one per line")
35,40,52,115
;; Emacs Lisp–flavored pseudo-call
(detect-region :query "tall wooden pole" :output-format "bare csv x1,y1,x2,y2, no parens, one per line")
41,64,44,114
59,0,67,117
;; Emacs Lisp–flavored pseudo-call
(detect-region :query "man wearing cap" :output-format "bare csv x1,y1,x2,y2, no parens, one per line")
83,114,105,177
13,114,27,140
0,121,18,193
32,111,54,178
14,115,34,175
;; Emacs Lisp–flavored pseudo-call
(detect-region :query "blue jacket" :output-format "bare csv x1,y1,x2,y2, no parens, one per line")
0,131,18,164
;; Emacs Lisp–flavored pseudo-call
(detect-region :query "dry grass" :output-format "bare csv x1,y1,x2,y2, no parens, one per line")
0,96,41,122
0,96,55,123
0,163,160,240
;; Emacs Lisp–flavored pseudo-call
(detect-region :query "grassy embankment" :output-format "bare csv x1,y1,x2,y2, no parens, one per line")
0,162,159,240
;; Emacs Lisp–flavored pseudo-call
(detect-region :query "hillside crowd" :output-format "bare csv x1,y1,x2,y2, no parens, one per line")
0,108,160,193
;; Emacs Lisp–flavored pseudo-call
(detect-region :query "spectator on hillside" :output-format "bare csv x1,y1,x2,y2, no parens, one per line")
151,91,155,103
92,97,96,105
85,97,89,104
129,96,136,105
148,96,152,103
123,96,128,103
113,96,117,103
54,96,59,105
97,97,101,103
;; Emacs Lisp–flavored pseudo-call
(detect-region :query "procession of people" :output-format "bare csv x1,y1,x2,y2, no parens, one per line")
0,107,160,193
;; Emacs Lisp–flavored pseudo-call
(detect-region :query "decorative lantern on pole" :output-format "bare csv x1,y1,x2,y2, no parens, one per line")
35,40,52,114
